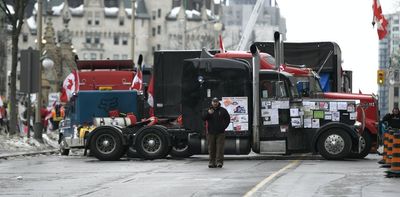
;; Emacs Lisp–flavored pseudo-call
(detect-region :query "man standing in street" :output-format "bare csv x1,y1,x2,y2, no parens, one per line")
202,97,230,168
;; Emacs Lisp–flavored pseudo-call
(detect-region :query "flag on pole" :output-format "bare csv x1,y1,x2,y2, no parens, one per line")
219,34,225,53
130,67,143,91
60,70,78,102
372,0,388,40
147,75,154,117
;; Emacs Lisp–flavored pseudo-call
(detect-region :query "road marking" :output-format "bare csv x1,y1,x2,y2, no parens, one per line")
243,160,300,197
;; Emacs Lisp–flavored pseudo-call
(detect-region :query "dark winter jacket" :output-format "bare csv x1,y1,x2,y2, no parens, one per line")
202,104,230,134
382,113,400,129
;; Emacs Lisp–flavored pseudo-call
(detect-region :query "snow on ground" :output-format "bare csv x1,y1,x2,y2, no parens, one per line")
0,131,59,155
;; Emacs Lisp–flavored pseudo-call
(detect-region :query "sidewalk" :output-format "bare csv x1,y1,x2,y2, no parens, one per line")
0,131,59,159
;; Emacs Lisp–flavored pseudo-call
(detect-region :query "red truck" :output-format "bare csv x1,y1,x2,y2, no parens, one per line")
210,44,378,159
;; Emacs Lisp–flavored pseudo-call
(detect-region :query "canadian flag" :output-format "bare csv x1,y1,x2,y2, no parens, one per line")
147,75,154,117
60,71,78,102
372,0,388,40
130,67,143,91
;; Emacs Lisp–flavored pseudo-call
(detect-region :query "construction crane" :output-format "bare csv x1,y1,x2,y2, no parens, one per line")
236,0,265,51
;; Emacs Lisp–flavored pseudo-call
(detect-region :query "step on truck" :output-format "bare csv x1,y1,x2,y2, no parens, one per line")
84,44,363,161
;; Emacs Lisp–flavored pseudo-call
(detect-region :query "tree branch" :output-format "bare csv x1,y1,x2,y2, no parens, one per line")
0,0,15,24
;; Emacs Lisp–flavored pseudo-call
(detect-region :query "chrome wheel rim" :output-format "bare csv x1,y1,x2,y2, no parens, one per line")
324,134,345,155
141,133,161,154
359,136,366,151
96,134,116,155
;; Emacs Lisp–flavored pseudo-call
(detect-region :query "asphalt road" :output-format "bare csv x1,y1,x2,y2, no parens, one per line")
0,154,399,197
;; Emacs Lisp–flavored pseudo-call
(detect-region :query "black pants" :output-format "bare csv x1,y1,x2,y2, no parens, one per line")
207,133,225,165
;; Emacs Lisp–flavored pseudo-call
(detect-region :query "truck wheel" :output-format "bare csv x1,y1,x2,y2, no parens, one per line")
170,145,193,158
90,129,125,161
348,131,372,159
59,137,70,156
135,127,170,160
317,129,352,160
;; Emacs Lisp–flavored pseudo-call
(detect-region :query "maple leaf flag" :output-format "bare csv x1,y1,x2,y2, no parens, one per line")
60,71,78,102
372,0,388,40
130,67,143,91
147,75,154,117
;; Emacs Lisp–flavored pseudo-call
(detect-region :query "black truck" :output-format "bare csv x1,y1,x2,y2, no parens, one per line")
84,45,363,161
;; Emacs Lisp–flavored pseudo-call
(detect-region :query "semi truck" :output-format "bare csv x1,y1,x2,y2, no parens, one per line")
207,41,378,159
81,45,363,161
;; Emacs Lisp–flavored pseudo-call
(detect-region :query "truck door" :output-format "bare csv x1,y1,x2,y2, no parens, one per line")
258,72,294,154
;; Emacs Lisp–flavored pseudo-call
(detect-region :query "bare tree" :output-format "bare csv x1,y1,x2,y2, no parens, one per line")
0,0,29,135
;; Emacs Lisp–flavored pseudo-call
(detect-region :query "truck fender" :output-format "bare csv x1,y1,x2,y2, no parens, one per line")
85,126,127,148
311,122,359,153
132,125,172,147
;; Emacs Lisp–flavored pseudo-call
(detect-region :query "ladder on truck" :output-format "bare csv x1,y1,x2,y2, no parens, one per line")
236,0,266,51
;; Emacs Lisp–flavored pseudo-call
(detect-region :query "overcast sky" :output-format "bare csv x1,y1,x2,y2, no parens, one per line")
277,0,398,94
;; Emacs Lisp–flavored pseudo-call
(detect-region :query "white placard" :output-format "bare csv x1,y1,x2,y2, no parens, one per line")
291,118,302,127
332,111,340,121
312,119,320,128
304,119,312,128
290,108,299,117
329,102,338,111
264,109,279,125
324,112,332,120
337,102,348,110
349,112,357,120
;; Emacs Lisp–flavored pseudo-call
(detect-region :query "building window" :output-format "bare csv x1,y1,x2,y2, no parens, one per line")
22,34,28,42
157,25,161,34
395,19,399,25
94,36,100,44
87,19,92,25
152,27,156,37
95,12,100,25
113,54,120,60
395,102,399,108
393,26,399,32
395,87,399,97
83,53,88,60
119,18,124,26
152,10,156,20
158,9,161,18
157,44,161,50
86,36,91,44
90,53,97,60
122,54,128,59
152,46,156,53
114,35,119,45
122,37,128,45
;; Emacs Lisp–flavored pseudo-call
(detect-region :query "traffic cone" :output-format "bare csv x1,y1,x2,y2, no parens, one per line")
378,133,389,164
386,132,400,178
381,132,393,168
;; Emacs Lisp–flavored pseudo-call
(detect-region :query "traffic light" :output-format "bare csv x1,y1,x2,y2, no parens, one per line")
377,70,385,85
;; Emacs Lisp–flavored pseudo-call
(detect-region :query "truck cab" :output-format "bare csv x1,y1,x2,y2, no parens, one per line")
182,57,361,159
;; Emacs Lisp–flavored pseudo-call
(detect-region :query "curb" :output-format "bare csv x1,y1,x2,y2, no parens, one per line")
0,149,59,159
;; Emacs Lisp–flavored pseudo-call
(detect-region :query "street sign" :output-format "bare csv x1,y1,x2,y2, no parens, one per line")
20,47,40,93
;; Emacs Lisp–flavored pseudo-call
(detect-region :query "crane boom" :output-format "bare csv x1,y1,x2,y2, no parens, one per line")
236,0,265,51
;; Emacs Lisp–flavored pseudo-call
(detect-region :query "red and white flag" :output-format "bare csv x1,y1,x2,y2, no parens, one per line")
130,67,143,91
372,0,388,40
60,71,78,102
147,75,154,117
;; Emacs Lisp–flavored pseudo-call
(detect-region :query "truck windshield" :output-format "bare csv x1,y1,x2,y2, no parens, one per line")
296,76,322,97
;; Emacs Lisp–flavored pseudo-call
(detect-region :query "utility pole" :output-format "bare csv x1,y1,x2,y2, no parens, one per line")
34,0,43,141
131,0,136,61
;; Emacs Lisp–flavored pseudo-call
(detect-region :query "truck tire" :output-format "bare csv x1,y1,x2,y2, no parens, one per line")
348,131,372,159
317,129,352,160
90,129,125,161
135,127,170,160
59,137,70,156
169,145,193,158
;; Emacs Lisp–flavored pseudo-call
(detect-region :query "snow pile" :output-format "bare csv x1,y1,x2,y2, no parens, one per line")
26,16,37,30
185,9,201,19
0,132,59,155
52,2,65,15
69,4,84,16
105,7,119,16
168,7,181,18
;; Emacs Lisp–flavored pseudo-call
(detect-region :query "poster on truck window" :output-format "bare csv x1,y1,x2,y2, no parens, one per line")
222,97,248,131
